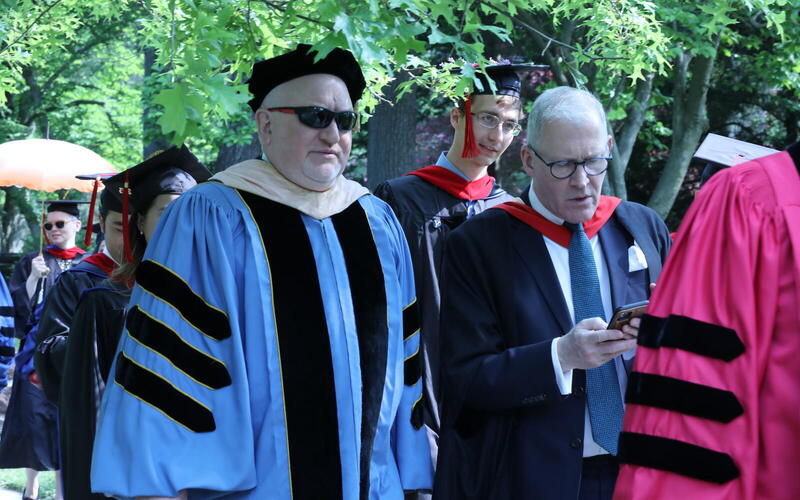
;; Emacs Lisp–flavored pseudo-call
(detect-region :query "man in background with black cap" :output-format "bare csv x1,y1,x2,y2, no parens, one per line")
374,63,538,469
92,44,432,500
433,87,671,500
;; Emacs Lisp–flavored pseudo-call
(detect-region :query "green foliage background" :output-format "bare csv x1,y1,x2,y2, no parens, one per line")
0,0,797,255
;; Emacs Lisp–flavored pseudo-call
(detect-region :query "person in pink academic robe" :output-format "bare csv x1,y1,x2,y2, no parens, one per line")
614,142,800,499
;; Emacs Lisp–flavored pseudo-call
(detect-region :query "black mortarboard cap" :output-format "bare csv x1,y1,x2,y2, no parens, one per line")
75,173,121,213
472,63,549,98
103,145,211,213
246,43,366,112
45,200,88,217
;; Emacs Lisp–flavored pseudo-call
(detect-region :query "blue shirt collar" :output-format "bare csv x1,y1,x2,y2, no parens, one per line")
435,152,473,182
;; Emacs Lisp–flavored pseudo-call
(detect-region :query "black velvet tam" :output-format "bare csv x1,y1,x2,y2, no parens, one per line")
246,43,366,111
45,200,88,217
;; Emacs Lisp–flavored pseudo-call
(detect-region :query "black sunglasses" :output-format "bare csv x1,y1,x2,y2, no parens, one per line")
44,220,70,231
267,106,358,131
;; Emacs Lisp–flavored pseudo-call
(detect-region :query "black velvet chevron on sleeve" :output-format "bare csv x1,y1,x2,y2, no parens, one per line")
135,260,231,341
626,372,743,423
617,432,740,485
403,299,420,341
114,352,216,433
638,314,745,361
126,306,232,390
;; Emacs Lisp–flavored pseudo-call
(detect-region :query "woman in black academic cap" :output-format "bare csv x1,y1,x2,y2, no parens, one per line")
57,145,211,500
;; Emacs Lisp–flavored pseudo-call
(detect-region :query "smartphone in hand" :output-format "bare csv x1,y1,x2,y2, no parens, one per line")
607,300,649,335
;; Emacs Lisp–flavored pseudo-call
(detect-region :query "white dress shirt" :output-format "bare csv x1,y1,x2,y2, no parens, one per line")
529,184,635,457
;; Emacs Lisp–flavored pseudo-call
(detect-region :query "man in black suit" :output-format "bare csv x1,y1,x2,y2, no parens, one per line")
433,86,671,500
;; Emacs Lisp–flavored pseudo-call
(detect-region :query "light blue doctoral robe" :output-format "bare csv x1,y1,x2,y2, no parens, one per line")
91,181,432,499
0,274,15,391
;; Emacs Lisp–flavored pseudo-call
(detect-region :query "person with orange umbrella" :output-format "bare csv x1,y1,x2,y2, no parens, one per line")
6,201,88,339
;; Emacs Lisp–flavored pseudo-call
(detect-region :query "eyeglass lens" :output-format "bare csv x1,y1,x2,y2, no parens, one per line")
269,107,357,131
44,221,67,230
300,108,357,131
550,159,608,178
473,112,521,136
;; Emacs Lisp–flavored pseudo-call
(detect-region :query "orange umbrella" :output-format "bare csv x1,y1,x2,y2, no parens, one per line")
0,139,115,192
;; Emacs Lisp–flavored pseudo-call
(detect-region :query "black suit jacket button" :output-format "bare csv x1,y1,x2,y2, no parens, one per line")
576,386,586,395
571,438,583,449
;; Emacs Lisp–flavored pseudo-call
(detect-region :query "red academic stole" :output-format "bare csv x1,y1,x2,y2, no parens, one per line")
493,196,623,247
45,245,86,260
406,165,495,200
82,252,117,276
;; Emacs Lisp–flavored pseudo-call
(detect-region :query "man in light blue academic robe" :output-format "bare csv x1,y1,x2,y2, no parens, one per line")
91,44,432,500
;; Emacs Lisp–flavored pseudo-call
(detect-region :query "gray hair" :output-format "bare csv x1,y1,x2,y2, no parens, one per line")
526,87,608,149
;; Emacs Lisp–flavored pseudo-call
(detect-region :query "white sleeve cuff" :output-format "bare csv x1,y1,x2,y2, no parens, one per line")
623,345,637,361
551,338,573,395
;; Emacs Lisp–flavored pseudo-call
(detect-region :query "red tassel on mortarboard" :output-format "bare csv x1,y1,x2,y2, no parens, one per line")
121,171,133,263
84,176,100,247
461,96,481,158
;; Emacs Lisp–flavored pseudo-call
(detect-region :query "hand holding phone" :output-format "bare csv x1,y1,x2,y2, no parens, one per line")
607,300,649,336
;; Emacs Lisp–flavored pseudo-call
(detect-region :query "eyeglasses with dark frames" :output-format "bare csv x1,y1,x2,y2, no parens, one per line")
44,220,72,231
267,106,358,131
529,146,612,179
470,112,522,136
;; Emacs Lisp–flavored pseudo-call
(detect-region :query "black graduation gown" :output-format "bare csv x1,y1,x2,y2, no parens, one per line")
59,286,129,500
374,175,514,456
34,258,115,405
0,250,86,470
9,250,86,339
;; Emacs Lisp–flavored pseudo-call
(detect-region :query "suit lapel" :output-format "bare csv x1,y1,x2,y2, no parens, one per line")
599,217,630,310
510,221,573,334
615,204,663,282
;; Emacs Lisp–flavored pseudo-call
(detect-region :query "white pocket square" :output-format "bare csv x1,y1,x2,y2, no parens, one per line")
628,243,648,272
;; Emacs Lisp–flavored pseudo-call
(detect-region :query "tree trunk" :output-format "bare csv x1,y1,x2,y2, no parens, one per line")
214,132,261,172
142,47,170,160
0,186,36,253
366,73,417,189
647,43,718,218
785,109,799,145
20,68,46,136
606,73,654,199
